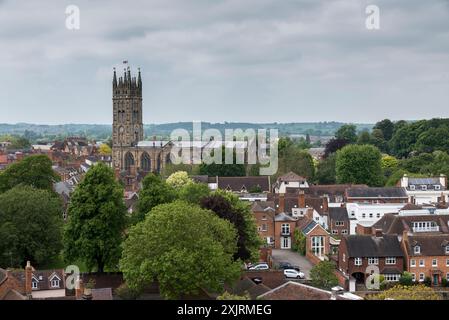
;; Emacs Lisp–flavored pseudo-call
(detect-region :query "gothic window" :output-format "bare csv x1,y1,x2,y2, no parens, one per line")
124,152,135,171
141,152,151,172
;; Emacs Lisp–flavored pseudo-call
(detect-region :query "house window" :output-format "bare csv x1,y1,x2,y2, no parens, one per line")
32,281,38,289
410,185,416,190
343,254,346,262
335,221,344,227
419,273,425,282
435,185,441,190
342,230,348,235
446,246,449,254
261,224,268,232
384,274,400,282
332,230,338,235
419,259,425,267
362,213,366,218
354,258,362,266
369,213,373,218
421,185,427,191
281,224,290,235
350,211,355,217
376,213,381,218
386,257,396,265
414,246,421,254
311,236,325,257
262,215,267,221
51,280,60,288
410,259,416,267
412,273,416,282
447,273,449,281
446,259,449,267
432,259,438,267
368,257,379,265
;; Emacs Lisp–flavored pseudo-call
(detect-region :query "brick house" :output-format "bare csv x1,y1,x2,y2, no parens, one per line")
251,201,276,246
300,220,338,265
274,212,297,249
402,232,449,285
338,234,405,286
328,206,349,236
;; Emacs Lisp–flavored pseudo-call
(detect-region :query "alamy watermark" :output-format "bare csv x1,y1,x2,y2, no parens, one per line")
169,122,278,176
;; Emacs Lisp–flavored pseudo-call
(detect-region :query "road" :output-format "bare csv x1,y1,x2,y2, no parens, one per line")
271,249,314,279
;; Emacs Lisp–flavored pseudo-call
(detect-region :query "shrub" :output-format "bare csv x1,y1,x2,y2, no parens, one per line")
424,277,432,287
115,283,142,300
399,272,414,286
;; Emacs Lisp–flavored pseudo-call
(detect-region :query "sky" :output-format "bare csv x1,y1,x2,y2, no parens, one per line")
0,0,448,124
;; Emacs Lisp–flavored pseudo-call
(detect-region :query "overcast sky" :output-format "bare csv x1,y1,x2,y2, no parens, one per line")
0,0,448,124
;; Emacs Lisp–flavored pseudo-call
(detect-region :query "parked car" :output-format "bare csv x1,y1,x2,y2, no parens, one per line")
278,261,301,271
284,269,305,279
248,263,269,270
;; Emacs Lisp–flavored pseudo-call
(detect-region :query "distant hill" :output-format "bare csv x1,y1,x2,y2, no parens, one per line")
0,122,374,142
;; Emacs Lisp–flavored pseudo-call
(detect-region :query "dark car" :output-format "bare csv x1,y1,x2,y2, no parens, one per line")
278,262,300,271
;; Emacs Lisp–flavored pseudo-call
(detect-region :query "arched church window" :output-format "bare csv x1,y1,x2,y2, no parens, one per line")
125,152,135,171
141,152,151,172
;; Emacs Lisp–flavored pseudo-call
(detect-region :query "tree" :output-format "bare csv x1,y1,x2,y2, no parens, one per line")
399,272,414,286
336,144,383,186
162,163,200,177
309,260,339,290
0,185,63,267
367,284,440,300
217,292,250,300
335,124,357,144
166,171,193,189
0,154,59,193
120,201,241,299
381,154,399,182
315,154,336,184
133,173,176,223
99,143,112,155
373,119,394,141
63,163,126,272
277,147,315,180
357,131,372,145
199,162,246,177
324,138,349,158
291,229,306,255
177,182,210,204
200,192,261,262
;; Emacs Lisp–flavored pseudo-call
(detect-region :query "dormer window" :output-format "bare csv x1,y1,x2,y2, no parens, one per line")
32,281,38,289
410,185,416,190
435,185,441,190
421,185,427,191
51,279,60,288
414,246,421,254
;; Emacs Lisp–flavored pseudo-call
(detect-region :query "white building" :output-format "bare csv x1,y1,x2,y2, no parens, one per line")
273,171,309,193
347,203,405,234
400,174,449,205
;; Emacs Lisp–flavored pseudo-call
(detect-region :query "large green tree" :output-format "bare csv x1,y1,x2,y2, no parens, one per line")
120,201,241,299
0,185,63,268
373,119,394,141
277,147,315,180
336,144,383,186
0,154,59,193
200,191,261,262
335,124,357,144
315,153,337,185
63,163,126,272
133,173,176,223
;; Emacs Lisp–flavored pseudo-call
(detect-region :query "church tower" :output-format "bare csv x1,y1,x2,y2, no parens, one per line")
112,66,144,170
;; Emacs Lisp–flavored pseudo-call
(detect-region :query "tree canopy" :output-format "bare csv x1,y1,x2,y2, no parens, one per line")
309,260,339,290
0,154,59,193
336,144,383,186
0,185,63,268
120,201,241,299
63,163,127,272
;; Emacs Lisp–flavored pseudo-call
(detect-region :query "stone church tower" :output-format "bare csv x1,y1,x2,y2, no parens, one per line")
112,66,144,170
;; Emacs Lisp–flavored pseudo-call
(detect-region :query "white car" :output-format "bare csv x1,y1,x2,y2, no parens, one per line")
284,269,305,279
248,263,269,270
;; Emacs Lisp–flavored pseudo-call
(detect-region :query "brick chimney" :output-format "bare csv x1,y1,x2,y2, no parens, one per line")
298,191,305,208
278,194,285,213
25,261,32,296
75,276,84,300
322,196,329,212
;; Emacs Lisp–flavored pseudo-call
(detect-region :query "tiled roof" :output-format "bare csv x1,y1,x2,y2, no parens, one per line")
346,187,407,199
274,212,297,222
372,213,449,235
11,269,65,291
343,235,404,258
306,184,368,200
251,201,275,212
258,281,355,300
329,207,349,221
406,234,449,256
277,172,306,183
217,176,270,193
